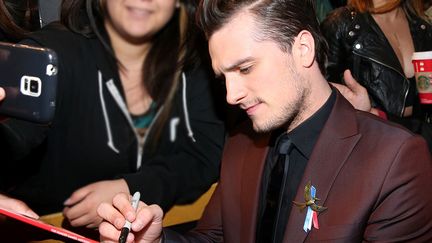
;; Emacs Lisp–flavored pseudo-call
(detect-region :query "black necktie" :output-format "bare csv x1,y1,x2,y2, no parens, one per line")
257,135,293,243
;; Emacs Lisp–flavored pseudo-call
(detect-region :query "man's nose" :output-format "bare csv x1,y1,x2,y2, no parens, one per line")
225,78,246,105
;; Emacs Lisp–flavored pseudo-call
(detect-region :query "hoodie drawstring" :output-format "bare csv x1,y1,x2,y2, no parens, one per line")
98,71,120,153
182,72,196,142
98,71,195,169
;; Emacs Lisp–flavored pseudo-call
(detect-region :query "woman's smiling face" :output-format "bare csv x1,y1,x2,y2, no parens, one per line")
104,0,179,41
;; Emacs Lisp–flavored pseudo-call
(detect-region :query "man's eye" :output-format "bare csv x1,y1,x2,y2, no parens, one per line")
239,66,251,74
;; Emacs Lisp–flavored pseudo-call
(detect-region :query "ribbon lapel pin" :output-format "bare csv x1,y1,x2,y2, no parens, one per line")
293,181,327,232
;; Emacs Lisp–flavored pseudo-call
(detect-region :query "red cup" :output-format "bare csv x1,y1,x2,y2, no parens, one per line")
412,51,432,104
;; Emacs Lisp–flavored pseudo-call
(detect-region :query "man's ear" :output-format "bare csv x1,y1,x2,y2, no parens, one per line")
292,30,315,68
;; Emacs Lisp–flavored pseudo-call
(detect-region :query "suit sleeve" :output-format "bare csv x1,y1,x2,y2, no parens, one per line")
363,135,432,241
163,184,224,243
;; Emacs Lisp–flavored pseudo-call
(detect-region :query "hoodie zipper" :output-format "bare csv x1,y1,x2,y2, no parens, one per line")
353,52,409,117
101,71,195,170
105,78,163,170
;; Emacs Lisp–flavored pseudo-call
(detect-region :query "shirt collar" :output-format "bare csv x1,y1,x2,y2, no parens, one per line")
286,89,336,158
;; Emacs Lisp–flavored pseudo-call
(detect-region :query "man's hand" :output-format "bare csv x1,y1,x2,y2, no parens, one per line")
98,193,163,243
63,179,130,228
0,194,39,221
330,69,375,113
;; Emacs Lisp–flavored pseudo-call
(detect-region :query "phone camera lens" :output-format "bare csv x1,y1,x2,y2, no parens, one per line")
30,80,39,93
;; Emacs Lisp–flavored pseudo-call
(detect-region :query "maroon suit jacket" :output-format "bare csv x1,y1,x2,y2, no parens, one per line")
164,93,432,242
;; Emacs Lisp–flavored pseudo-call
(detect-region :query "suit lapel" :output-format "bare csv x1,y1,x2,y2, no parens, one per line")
239,128,270,243
284,94,361,242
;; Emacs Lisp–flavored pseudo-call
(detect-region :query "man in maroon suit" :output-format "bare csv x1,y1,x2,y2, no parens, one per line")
97,0,432,242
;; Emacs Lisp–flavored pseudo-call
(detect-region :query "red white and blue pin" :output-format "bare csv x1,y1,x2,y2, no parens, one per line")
293,181,327,232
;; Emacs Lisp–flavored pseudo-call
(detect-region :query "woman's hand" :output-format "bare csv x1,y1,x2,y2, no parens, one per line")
0,194,39,221
0,87,6,121
0,87,5,101
63,179,130,228
330,69,380,116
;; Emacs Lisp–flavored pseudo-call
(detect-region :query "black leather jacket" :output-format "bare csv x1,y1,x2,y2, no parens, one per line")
321,6,432,117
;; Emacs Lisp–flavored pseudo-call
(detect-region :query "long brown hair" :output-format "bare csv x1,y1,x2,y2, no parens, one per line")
348,0,426,17
61,0,204,146
0,0,40,41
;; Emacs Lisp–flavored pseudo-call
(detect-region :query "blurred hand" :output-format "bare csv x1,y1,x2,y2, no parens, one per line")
330,69,372,113
63,179,129,228
98,193,163,243
0,87,6,121
0,194,39,221
0,87,5,101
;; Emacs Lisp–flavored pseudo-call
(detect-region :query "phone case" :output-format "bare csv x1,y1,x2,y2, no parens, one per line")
0,41,58,123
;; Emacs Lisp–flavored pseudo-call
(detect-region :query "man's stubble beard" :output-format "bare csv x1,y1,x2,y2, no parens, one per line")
252,70,310,133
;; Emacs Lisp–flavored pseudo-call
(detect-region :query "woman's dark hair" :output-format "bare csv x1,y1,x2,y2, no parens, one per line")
0,0,40,41
197,0,328,76
61,0,205,145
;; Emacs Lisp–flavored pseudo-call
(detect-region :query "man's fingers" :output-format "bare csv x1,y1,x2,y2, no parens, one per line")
97,202,126,229
99,221,122,242
112,193,137,222
133,204,163,231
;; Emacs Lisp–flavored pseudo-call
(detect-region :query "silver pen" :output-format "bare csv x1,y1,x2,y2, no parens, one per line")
118,191,141,243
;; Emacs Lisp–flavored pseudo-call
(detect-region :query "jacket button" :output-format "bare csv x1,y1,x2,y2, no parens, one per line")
421,24,426,30
349,31,355,37
355,24,360,29
355,43,362,49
